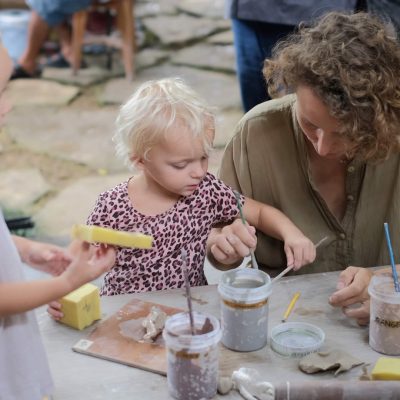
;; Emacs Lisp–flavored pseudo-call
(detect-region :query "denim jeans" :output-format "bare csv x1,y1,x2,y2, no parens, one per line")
232,18,295,112
27,0,92,26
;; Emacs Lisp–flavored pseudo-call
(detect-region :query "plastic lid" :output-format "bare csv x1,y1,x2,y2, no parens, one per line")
270,322,325,357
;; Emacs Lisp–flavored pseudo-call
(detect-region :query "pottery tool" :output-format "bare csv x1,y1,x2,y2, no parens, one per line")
181,249,195,334
383,222,400,292
71,224,153,249
233,191,259,270
271,236,329,284
282,292,300,322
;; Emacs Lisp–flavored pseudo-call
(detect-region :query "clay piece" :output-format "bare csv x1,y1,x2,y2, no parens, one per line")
299,349,364,375
217,376,233,395
141,306,167,342
231,368,274,400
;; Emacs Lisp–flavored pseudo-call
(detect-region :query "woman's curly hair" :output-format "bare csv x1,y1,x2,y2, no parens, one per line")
264,12,400,163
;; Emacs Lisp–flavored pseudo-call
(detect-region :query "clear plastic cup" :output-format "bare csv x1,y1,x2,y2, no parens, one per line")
0,10,30,62
368,275,400,355
162,311,222,400
218,268,272,351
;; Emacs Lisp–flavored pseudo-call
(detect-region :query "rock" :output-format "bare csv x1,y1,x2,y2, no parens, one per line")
99,64,241,110
6,79,80,107
0,169,50,213
172,44,236,73
6,107,125,172
34,174,131,239
142,14,229,46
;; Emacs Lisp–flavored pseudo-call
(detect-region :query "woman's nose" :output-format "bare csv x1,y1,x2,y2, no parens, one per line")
315,129,333,156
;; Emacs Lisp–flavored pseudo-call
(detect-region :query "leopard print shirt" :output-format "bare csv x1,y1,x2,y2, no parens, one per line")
87,172,243,295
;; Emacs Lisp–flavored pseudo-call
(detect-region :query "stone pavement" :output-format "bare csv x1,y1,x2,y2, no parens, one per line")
0,0,244,282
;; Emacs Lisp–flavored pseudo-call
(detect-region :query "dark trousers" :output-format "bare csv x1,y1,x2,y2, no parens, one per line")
232,18,295,112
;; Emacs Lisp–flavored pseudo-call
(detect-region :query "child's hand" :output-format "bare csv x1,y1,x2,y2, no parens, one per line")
47,300,63,321
209,219,257,266
25,242,72,276
61,240,116,292
284,234,316,270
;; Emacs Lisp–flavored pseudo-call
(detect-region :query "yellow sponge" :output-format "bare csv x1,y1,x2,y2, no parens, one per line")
71,224,153,249
59,283,101,330
371,357,400,380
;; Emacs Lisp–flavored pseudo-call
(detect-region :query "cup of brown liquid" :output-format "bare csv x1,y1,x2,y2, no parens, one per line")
163,311,222,400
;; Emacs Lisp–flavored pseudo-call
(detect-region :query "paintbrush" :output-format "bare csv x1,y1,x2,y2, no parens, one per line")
383,222,400,292
233,191,259,269
181,249,195,334
271,236,329,284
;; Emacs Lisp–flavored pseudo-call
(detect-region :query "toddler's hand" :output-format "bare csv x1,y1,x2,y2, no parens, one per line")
284,235,316,270
47,300,63,321
209,219,257,266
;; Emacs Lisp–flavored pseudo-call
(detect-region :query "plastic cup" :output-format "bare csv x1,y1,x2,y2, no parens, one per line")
218,268,272,351
368,275,400,355
163,311,222,400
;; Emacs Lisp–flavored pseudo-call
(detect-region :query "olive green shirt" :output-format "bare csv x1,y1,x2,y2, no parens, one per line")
219,94,400,275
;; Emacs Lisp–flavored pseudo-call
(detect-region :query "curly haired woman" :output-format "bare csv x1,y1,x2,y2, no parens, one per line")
208,11,400,325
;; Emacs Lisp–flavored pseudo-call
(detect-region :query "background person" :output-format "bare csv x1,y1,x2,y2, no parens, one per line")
225,0,361,111
11,0,91,79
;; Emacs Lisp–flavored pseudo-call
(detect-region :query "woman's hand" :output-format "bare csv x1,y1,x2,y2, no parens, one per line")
329,266,373,326
208,219,257,268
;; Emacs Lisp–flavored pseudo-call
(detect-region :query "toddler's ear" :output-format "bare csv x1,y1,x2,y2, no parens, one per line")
130,155,144,170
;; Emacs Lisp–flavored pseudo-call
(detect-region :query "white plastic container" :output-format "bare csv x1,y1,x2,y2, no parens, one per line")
369,275,400,355
163,311,222,400
270,322,325,357
0,9,30,61
218,268,272,351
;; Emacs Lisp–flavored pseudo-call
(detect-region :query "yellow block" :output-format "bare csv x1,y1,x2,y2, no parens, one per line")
71,224,153,249
59,283,101,330
371,357,400,380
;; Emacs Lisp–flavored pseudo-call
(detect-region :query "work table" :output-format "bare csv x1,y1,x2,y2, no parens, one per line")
37,270,399,399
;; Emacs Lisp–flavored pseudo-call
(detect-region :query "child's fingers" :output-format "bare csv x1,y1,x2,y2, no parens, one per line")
284,247,295,270
292,245,305,270
47,301,63,320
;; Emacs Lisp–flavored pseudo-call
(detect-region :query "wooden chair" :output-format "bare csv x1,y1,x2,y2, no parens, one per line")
71,0,135,80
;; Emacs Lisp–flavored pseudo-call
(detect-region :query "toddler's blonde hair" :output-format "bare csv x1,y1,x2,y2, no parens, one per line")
113,77,215,169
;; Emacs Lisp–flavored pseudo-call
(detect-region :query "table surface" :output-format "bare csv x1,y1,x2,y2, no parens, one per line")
37,269,397,399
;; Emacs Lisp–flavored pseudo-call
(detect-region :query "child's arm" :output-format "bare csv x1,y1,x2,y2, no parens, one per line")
0,240,116,317
12,235,72,276
243,197,316,270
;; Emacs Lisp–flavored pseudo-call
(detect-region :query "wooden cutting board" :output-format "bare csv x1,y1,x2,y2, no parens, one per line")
72,298,183,375
72,298,258,377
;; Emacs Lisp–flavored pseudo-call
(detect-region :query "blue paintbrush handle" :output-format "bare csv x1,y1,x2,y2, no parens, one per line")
383,222,400,292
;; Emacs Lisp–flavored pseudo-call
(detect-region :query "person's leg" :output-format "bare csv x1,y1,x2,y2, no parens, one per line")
56,21,73,63
15,0,92,75
232,19,294,112
16,11,50,75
